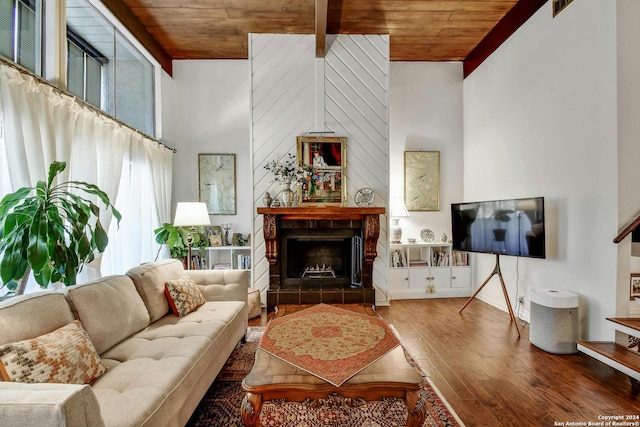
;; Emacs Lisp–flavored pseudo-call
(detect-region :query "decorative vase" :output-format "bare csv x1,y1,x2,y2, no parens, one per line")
281,187,294,207
262,191,272,207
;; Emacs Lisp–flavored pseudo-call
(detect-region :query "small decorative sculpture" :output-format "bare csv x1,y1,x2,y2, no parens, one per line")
263,191,272,207
441,233,448,243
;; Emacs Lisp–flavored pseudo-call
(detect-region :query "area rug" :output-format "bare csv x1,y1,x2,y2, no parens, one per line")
258,303,400,386
186,326,464,427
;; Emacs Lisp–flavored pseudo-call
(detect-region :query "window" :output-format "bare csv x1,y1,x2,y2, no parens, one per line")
66,0,155,136
67,29,107,108
0,0,42,73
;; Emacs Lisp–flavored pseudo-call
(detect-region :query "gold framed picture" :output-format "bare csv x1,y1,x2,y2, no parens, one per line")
631,273,640,300
296,135,346,206
404,151,440,211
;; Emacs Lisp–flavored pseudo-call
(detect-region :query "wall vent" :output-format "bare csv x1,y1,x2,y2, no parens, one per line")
553,0,573,17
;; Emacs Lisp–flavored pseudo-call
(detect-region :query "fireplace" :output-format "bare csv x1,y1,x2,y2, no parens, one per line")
257,207,384,312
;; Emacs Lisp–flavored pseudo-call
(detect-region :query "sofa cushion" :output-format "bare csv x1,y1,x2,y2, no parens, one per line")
126,259,185,322
0,292,75,346
164,275,206,317
0,321,107,384
65,276,150,355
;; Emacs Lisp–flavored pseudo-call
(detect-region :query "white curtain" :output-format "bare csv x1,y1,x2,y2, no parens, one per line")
102,135,173,275
0,61,173,293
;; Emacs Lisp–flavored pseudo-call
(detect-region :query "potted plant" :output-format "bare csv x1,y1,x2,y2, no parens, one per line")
0,161,121,295
153,223,208,265
263,153,306,207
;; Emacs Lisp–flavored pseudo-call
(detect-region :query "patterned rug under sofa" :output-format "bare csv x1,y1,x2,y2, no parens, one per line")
186,326,463,427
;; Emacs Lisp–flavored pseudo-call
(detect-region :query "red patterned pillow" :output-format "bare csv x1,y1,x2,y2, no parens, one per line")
165,274,206,317
0,320,107,384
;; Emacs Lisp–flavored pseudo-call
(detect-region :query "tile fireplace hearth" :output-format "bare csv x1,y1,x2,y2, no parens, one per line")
257,207,385,312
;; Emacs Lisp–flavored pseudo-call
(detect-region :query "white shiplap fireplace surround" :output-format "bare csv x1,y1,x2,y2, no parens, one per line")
250,34,390,308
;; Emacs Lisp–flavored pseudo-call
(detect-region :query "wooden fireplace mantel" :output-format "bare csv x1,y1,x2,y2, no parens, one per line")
257,207,385,265
257,207,385,311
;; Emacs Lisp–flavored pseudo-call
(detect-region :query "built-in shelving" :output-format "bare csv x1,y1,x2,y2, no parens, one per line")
388,242,472,299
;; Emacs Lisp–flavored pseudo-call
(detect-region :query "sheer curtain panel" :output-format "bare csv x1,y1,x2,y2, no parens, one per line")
0,61,173,293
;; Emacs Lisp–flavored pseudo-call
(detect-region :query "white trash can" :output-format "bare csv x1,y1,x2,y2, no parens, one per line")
529,288,579,354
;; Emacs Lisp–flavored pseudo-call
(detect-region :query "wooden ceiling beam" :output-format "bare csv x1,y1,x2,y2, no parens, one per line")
463,0,548,78
101,0,173,75
316,0,328,58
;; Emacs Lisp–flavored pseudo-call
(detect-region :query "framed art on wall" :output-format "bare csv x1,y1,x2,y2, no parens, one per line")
198,153,236,215
404,151,440,211
630,274,640,300
296,135,347,206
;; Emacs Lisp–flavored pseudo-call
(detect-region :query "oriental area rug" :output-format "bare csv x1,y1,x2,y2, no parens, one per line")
187,325,464,426
258,303,400,386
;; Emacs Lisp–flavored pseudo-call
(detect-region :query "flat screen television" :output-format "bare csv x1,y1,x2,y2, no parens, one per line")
451,197,545,258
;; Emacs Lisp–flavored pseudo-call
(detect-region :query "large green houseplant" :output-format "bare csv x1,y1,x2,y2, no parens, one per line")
0,161,121,295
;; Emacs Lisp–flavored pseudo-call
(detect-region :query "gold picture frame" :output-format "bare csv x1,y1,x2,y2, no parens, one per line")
631,273,640,300
198,153,236,215
404,151,440,211
296,135,347,206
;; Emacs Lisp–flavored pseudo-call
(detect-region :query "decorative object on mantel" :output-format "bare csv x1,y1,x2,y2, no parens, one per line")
354,188,375,207
441,232,449,243
262,191,272,207
264,153,306,207
404,150,440,211
296,135,347,206
390,196,409,244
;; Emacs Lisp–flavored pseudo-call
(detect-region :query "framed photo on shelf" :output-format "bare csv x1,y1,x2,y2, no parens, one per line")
404,151,440,211
198,153,236,215
296,135,346,206
631,274,640,300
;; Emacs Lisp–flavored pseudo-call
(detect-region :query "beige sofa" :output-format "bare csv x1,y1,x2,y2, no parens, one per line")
0,259,249,427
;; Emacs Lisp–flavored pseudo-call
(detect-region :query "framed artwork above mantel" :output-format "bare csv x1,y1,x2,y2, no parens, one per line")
296,135,346,206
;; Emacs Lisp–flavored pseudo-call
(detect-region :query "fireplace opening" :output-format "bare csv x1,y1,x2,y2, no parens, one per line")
281,229,363,289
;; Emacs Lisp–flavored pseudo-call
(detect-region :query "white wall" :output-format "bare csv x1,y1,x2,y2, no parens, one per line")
161,60,252,236
389,62,464,242
463,0,618,340
616,0,640,322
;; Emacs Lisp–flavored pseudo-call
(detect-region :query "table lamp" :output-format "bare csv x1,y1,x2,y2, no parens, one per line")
173,202,211,269
390,196,409,244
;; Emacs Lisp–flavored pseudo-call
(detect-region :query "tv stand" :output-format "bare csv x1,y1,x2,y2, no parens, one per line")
459,254,520,338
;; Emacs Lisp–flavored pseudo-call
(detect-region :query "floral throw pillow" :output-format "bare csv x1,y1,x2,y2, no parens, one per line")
165,275,206,317
0,320,107,384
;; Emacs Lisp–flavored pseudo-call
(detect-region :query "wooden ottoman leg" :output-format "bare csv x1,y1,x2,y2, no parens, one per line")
405,389,427,427
241,392,263,427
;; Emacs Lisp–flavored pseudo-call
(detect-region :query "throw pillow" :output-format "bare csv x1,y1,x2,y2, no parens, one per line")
165,274,206,317
0,320,107,384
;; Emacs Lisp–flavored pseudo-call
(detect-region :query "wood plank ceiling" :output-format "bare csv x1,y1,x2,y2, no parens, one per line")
102,0,549,76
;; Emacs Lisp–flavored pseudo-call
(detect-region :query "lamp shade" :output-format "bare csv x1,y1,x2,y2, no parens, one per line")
173,202,211,227
390,196,409,218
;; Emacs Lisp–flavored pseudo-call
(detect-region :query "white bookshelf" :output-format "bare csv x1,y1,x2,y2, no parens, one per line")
388,242,472,299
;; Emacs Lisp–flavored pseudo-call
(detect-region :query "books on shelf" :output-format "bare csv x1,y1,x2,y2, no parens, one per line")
213,263,232,270
391,250,407,267
431,251,450,267
236,254,251,269
452,251,468,266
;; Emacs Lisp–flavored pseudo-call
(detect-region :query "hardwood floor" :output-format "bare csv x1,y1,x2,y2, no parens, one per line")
251,298,640,426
